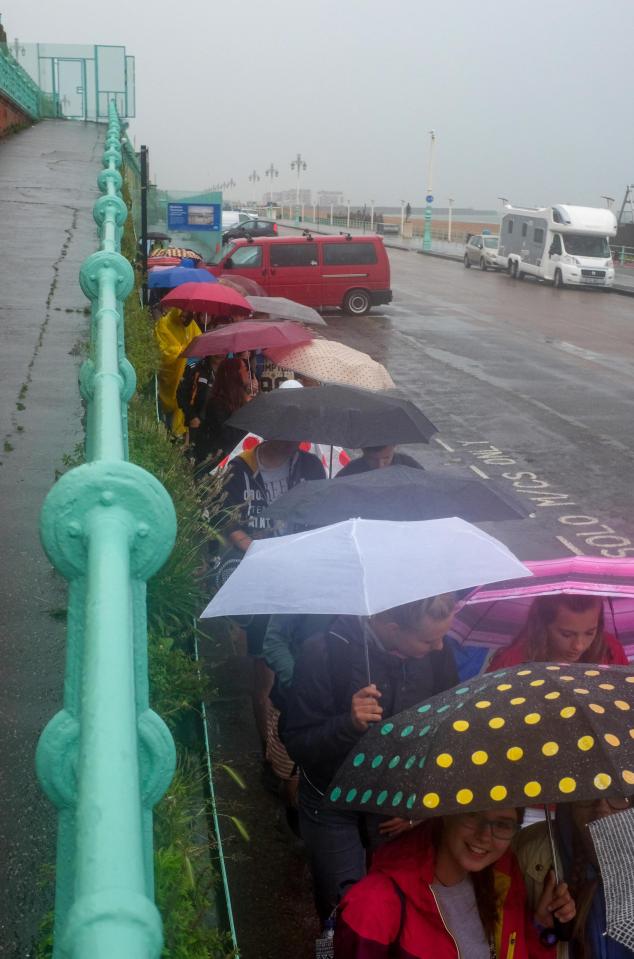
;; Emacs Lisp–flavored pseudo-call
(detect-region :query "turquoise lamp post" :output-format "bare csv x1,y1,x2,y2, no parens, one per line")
422,129,436,253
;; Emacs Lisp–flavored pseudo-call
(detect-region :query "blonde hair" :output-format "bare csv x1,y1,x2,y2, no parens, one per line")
374,593,456,630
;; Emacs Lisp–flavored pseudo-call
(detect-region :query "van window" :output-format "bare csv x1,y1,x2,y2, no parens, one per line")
521,223,528,238
270,243,318,267
507,219,513,233
550,234,562,255
230,245,263,267
323,242,378,265
534,228,544,244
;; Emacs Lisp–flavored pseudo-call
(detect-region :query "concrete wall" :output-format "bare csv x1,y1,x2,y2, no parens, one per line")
0,92,31,136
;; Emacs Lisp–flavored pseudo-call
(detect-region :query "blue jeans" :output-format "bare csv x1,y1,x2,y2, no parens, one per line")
298,774,384,921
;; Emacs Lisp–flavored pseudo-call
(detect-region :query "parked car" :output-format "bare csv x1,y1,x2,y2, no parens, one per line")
208,234,392,315
464,234,499,270
221,210,257,231
222,218,278,244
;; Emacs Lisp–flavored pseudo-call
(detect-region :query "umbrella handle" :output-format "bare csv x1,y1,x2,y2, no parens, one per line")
542,805,573,943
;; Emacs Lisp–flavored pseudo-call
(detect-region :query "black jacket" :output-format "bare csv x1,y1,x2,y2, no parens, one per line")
283,616,458,792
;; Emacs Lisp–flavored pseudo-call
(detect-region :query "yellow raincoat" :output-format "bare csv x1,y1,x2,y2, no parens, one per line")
155,308,201,435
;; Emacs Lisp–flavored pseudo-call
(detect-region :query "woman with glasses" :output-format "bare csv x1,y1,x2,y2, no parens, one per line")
335,806,574,958
515,798,632,959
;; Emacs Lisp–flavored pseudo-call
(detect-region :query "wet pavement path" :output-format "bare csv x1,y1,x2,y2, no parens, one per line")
317,250,634,563
0,120,101,957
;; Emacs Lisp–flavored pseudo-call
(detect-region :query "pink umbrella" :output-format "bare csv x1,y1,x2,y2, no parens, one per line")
161,282,251,317
449,556,634,660
182,320,314,358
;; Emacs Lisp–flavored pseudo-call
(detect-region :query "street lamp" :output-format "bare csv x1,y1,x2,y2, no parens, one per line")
448,196,454,243
264,163,279,205
497,196,509,207
422,130,436,253
248,170,260,206
370,199,375,231
291,153,307,223
601,195,615,209
346,199,351,229
400,200,406,236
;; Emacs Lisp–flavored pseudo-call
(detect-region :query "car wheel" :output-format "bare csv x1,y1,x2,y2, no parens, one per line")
479,257,487,271
464,254,471,269
510,260,518,279
554,269,565,289
342,289,372,315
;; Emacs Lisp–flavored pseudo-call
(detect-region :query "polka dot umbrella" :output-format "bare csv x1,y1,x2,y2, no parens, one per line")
327,662,634,820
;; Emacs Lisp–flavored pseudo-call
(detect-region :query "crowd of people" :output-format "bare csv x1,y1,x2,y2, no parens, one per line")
154,301,633,959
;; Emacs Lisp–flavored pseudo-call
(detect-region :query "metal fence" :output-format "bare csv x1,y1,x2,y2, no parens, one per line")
0,44,59,118
36,102,177,959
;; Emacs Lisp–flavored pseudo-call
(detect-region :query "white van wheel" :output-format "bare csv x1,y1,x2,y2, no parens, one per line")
510,260,518,279
343,289,371,315
554,269,565,289
464,254,471,269
479,257,487,271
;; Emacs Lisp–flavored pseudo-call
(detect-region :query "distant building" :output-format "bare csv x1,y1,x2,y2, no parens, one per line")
317,190,344,207
271,188,312,206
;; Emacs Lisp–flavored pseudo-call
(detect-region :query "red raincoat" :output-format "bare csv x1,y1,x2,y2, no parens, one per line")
335,824,552,959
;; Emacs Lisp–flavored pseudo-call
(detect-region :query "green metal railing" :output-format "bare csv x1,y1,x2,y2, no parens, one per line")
0,44,43,117
36,103,177,959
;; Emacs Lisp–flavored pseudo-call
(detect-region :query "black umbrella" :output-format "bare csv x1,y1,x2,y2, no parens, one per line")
225,384,437,447
265,465,530,525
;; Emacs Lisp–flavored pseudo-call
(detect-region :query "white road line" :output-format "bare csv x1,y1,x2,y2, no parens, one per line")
469,465,489,479
555,535,586,556
434,437,455,453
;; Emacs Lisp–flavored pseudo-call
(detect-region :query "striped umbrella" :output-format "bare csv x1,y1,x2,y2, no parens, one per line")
449,557,634,660
149,247,203,262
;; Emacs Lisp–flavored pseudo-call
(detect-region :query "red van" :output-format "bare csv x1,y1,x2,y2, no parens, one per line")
207,233,392,315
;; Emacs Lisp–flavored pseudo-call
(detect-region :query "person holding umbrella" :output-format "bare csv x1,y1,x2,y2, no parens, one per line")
335,805,575,958
515,797,632,959
336,444,423,477
221,439,326,757
487,594,628,671
283,593,459,922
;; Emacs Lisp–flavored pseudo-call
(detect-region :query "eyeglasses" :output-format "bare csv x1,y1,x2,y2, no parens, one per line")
576,796,631,812
457,812,520,841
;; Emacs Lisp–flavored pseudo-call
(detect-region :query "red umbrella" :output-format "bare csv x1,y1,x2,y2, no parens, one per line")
182,320,314,358
161,283,251,317
218,274,267,297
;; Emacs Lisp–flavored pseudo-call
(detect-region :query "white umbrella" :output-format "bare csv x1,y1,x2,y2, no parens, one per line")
200,517,531,619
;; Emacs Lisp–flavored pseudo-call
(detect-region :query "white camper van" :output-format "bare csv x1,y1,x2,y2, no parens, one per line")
497,204,617,288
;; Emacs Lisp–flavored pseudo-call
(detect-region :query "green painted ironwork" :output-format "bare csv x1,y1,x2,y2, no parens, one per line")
0,44,43,118
36,102,177,959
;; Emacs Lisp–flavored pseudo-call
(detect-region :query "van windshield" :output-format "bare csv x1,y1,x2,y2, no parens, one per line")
484,237,498,249
209,243,234,265
562,234,611,257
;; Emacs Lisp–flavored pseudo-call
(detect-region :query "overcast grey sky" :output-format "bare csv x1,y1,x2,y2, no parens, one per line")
3,0,633,209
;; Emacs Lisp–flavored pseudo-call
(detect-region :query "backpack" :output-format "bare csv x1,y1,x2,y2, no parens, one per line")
315,878,406,958
176,361,202,421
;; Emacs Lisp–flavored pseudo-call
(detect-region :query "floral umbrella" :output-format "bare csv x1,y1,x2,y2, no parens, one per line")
327,662,634,821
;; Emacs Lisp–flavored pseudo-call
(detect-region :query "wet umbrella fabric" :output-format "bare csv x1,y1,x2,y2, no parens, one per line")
161,282,251,317
148,266,217,289
266,339,394,389
448,556,634,659
217,275,267,297
589,807,634,951
327,662,634,821
225,383,438,447
182,320,314,358
246,295,326,326
265,465,530,526
200,516,531,619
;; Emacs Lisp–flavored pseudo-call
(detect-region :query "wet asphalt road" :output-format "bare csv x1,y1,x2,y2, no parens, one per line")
318,250,634,562
0,120,100,957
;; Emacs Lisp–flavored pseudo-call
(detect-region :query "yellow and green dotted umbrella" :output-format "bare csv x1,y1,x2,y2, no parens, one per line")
327,662,634,819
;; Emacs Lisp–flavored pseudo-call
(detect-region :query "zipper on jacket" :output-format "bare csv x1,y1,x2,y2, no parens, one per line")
428,884,461,959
